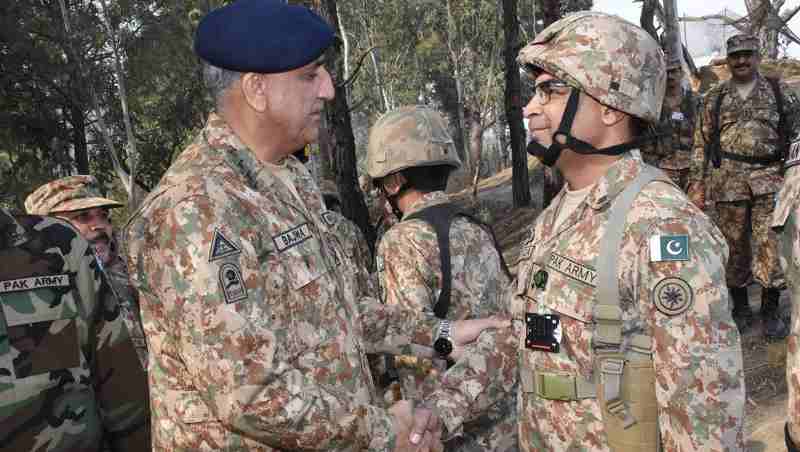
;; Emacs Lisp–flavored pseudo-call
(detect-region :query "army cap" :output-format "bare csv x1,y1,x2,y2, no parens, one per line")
517,11,666,123
367,105,461,179
194,0,336,74
25,175,123,216
727,34,759,55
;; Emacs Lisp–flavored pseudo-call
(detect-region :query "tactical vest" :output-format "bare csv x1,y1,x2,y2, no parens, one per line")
532,166,669,451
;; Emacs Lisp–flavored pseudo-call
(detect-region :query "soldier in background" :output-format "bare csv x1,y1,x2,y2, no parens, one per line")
367,105,517,451
690,34,799,337
25,175,148,368
652,59,697,190
773,128,800,451
426,12,745,451
0,207,150,451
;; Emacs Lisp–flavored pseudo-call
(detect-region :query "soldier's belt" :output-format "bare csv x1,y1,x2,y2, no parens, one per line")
719,151,781,165
533,370,596,401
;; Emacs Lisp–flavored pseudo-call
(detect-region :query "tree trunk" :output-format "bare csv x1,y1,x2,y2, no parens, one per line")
540,0,561,27
640,0,658,42
70,104,89,174
316,0,376,254
503,0,530,207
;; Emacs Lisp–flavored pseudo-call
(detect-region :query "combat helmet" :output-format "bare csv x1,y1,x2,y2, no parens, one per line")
518,12,666,166
366,105,461,180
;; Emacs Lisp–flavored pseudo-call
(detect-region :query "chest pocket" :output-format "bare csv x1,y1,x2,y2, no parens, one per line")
1,284,81,379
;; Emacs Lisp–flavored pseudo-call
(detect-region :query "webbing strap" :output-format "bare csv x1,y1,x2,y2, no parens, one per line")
595,165,668,429
404,202,511,318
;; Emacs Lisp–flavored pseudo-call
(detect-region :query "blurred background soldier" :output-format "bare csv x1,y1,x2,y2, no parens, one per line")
772,129,800,451
367,105,517,452
653,57,697,191
690,34,799,337
25,175,148,368
0,207,150,451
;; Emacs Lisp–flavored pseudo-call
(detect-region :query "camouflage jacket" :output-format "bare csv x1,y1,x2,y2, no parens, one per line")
322,210,376,296
430,151,745,451
125,113,441,451
651,89,697,171
377,191,517,451
691,74,800,201
104,253,148,369
0,208,150,452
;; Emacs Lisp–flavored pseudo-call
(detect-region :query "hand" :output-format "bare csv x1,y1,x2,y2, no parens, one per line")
450,316,510,360
687,182,705,210
388,400,443,451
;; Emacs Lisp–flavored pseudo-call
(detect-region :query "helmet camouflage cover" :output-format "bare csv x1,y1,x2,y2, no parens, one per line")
517,11,666,123
367,105,461,179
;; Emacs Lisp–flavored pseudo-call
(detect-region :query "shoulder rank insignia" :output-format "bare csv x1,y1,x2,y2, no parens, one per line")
209,228,241,262
653,277,693,316
649,234,689,262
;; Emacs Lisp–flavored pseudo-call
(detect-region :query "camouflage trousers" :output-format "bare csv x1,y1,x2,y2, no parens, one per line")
659,167,689,192
716,194,783,289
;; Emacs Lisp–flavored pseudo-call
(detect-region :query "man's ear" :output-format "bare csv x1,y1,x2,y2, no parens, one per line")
240,73,269,112
382,173,406,196
599,105,625,127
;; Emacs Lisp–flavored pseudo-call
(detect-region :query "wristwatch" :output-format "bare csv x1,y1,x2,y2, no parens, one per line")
433,319,454,358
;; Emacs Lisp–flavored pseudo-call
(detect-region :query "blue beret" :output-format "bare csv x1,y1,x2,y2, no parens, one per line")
195,0,336,74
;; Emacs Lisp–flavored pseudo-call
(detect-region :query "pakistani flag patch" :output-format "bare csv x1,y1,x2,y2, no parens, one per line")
649,234,689,262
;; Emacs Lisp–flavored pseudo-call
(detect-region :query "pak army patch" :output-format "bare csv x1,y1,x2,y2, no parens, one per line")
209,228,241,262
653,277,693,316
219,263,248,304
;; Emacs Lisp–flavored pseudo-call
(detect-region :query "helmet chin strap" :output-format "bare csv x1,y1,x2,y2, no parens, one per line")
526,89,654,167
379,184,407,221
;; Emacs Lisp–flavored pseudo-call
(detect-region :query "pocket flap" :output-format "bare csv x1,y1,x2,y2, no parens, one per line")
171,390,216,424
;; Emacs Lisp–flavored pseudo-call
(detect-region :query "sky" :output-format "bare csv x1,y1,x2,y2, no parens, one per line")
592,0,800,59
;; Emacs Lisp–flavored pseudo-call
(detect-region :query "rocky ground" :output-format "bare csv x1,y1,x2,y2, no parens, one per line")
449,159,789,450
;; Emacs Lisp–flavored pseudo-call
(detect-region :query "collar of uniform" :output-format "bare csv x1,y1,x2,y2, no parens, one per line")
584,150,643,211
404,191,449,218
0,208,29,249
202,112,267,191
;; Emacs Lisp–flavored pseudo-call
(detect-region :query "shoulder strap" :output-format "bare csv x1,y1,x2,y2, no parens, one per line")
403,203,461,319
711,86,727,148
594,165,667,348
403,202,511,319
766,76,788,156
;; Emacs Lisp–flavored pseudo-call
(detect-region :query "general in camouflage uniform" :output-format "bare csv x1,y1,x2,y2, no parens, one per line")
25,175,149,369
690,34,800,336
0,208,150,451
641,59,697,190
773,136,800,451
427,12,745,451
124,1,502,450
367,106,517,452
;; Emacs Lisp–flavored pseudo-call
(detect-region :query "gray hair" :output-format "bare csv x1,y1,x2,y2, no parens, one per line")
203,64,242,110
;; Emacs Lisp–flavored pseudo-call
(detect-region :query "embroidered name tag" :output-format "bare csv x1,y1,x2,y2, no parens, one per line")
273,223,313,252
0,274,70,294
671,111,685,121
547,253,597,287
321,211,337,227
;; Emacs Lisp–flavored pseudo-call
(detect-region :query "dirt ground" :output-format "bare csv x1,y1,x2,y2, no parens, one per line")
451,162,790,450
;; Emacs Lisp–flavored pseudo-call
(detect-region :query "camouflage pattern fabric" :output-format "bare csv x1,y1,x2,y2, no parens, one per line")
322,209,376,297
641,89,697,186
125,113,441,451
429,152,745,451
691,75,800,290
690,75,800,200
717,196,783,288
773,163,800,445
24,175,123,216
104,253,148,369
0,208,150,452
376,191,517,452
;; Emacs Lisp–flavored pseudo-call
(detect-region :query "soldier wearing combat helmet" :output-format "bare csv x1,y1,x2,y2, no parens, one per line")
25,175,148,368
425,12,745,451
367,105,517,451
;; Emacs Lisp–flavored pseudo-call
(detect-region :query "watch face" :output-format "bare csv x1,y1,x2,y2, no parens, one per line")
434,337,453,357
